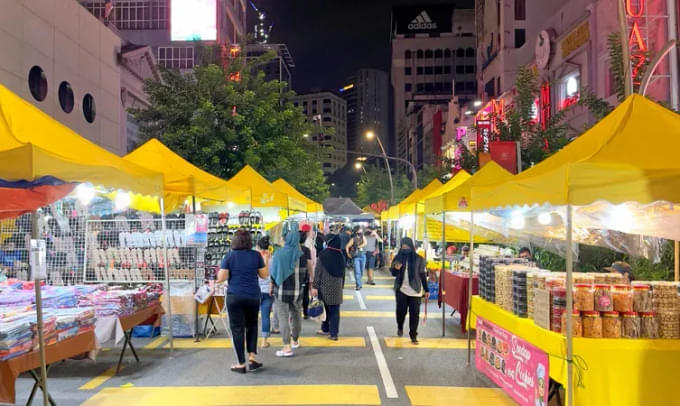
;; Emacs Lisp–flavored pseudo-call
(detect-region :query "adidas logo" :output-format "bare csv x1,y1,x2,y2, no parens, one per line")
408,11,437,30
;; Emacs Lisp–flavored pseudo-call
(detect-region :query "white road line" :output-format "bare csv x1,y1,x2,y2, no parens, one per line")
348,270,355,283
367,326,398,399
355,290,367,310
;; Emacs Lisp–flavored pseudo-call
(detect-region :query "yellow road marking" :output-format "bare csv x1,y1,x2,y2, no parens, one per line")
343,295,354,300
162,336,365,349
384,337,475,349
79,366,124,390
81,385,381,405
372,276,392,280
144,336,167,349
406,386,515,406
366,295,394,300
341,311,442,318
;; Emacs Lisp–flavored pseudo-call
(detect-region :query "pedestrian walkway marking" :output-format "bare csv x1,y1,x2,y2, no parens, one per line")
367,326,398,399
372,276,392,280
81,385,381,405
80,366,125,390
160,337,366,349
342,311,441,319
406,386,515,405
144,336,167,349
366,295,394,300
343,295,354,300
355,290,367,310
383,337,474,349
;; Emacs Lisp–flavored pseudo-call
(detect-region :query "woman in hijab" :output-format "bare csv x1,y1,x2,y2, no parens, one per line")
270,222,304,357
390,237,429,344
311,234,345,340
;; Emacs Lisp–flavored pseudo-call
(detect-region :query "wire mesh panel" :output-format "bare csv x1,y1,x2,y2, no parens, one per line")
83,217,196,283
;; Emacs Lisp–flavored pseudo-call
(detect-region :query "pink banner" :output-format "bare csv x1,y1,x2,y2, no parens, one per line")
475,316,549,406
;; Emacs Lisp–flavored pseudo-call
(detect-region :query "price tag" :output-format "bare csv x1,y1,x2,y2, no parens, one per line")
30,239,47,280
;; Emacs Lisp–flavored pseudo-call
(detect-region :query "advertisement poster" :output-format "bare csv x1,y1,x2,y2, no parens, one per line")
489,141,519,174
185,214,209,246
475,317,549,406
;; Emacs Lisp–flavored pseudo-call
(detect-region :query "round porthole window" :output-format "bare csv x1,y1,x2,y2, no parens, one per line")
58,82,74,113
28,66,48,101
83,94,96,123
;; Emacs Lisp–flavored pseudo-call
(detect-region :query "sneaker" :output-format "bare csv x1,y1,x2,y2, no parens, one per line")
291,341,301,349
328,336,339,341
275,350,294,357
368,281,376,285
411,338,419,345
316,330,330,336
355,286,361,291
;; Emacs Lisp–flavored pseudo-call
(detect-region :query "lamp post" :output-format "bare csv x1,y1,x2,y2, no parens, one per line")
366,131,395,204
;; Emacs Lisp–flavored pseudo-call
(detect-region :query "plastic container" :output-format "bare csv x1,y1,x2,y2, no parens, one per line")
612,285,633,312
551,287,567,333
574,273,595,285
640,312,659,339
632,284,653,313
594,284,613,312
605,273,625,285
602,311,622,338
622,312,640,339
573,283,594,311
561,310,582,337
582,311,603,338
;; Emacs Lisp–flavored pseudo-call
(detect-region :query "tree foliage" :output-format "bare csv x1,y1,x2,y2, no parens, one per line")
355,165,413,208
131,48,329,202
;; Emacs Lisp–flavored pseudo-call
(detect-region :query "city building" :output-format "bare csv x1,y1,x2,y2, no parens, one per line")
403,103,447,170
294,92,348,176
246,43,295,91
0,0,126,154
340,69,390,156
81,0,246,71
391,3,476,164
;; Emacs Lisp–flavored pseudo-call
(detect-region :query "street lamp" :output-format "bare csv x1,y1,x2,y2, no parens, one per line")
365,130,394,205
354,162,362,169
303,133,309,138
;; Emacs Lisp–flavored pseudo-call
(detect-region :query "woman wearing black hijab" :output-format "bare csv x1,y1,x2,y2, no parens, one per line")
311,234,345,340
390,237,429,344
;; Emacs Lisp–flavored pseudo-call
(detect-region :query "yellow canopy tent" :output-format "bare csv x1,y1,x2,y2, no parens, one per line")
442,162,513,212
0,84,162,195
124,139,244,212
226,165,306,211
423,170,471,215
400,179,443,216
272,178,323,213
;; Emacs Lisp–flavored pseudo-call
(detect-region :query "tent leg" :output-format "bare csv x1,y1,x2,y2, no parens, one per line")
674,241,679,282
566,205,574,406
192,196,201,343
32,211,49,406
441,212,446,337
161,198,174,356
466,211,474,366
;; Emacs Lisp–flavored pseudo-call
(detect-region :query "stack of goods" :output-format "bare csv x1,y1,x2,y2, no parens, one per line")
495,265,514,312
54,307,96,341
31,313,58,349
512,269,529,317
551,287,567,333
0,310,34,360
651,282,680,339
0,290,33,307
478,256,495,302
41,287,79,308
527,272,538,318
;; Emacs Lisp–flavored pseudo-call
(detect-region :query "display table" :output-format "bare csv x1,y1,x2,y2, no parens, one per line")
469,296,680,406
114,304,163,374
0,331,96,405
438,271,478,333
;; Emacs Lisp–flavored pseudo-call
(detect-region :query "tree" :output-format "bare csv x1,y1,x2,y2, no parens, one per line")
355,165,413,208
131,48,329,202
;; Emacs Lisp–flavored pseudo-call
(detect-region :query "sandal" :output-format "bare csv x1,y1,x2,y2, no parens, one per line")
249,361,264,371
261,341,271,348
230,365,247,374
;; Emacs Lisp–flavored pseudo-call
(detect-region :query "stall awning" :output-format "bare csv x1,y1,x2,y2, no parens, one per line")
423,170,471,214
471,95,680,210
226,165,306,210
442,162,513,212
0,84,162,196
272,179,322,213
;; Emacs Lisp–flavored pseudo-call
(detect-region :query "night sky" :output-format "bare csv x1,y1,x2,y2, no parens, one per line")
249,0,462,94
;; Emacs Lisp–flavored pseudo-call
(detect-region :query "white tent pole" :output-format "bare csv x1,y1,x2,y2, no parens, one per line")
441,211,446,337
32,211,48,406
566,204,574,406
466,210,474,366
160,198,174,356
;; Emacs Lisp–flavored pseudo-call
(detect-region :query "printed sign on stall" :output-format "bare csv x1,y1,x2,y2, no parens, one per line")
185,214,209,246
475,316,549,406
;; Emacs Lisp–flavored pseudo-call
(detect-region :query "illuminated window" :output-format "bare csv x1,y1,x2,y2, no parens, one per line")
559,72,580,109
157,46,194,69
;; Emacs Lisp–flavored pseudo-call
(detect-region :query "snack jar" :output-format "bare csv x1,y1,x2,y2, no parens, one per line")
612,284,633,312
621,312,640,338
602,311,622,338
573,283,594,311
632,283,653,313
640,312,659,339
582,311,603,338
574,273,595,285
594,284,613,312
561,310,582,337
551,287,567,333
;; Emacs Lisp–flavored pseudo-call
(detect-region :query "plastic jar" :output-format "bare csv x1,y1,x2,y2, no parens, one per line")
605,273,624,285
640,312,659,339
612,285,633,312
551,287,567,333
594,284,613,312
561,310,582,337
602,311,622,338
573,283,595,311
632,284,653,313
622,312,640,338
582,311,603,338
574,273,595,285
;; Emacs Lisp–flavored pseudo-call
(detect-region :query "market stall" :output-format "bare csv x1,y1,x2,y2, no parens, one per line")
467,95,680,406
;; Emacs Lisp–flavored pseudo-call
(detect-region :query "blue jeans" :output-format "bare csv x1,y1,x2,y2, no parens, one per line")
260,292,274,337
321,303,341,338
353,253,366,288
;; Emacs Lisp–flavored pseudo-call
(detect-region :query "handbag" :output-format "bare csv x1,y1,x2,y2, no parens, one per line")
308,296,326,321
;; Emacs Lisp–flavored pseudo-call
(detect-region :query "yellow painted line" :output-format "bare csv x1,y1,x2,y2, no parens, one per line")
372,276,393,280
79,366,124,390
384,337,475,349
341,311,442,319
162,336,365,349
81,385,381,405
144,336,167,349
406,386,515,406
366,295,394,300
343,295,354,300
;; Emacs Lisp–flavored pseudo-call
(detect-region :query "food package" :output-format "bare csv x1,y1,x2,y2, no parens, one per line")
561,310,582,337
574,273,595,285
622,312,640,339
573,284,594,311
582,311,603,338
657,311,680,339
612,285,633,312
602,311,622,338
632,283,653,313
594,284,613,312
640,312,659,339
551,287,566,333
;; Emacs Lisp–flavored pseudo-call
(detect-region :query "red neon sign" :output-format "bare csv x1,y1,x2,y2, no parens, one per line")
625,0,647,85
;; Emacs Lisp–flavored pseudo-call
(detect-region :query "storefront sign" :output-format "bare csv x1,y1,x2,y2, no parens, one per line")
476,317,549,406
185,213,208,246
489,141,519,174
561,21,590,59
476,120,492,153
625,0,647,84
392,5,453,35
535,30,552,70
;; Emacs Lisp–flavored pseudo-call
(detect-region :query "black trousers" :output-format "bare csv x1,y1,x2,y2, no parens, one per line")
395,290,421,339
302,283,310,316
226,294,260,365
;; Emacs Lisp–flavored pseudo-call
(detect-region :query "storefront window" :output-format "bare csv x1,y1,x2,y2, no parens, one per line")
559,72,580,109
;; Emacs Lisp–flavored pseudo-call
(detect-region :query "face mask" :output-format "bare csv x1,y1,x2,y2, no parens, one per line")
401,248,412,254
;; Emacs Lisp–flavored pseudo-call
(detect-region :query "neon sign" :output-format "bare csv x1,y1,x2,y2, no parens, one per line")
625,0,647,85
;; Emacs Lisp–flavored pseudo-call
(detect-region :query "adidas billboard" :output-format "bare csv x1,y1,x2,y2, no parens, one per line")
392,5,453,35
408,11,438,30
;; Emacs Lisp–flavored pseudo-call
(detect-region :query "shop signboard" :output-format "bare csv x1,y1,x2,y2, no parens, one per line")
476,316,549,406
185,214,209,246
561,21,590,59
392,5,453,35
476,120,492,153
489,141,520,174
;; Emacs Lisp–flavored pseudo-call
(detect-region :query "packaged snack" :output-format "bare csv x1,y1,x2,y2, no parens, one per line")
632,284,653,313
594,284,613,312
582,311,603,338
640,312,659,339
658,311,680,339
612,285,633,312
551,287,567,333
605,273,624,285
574,273,594,285
593,273,608,284
561,310,582,337
602,311,622,338
622,312,640,338
573,284,594,311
